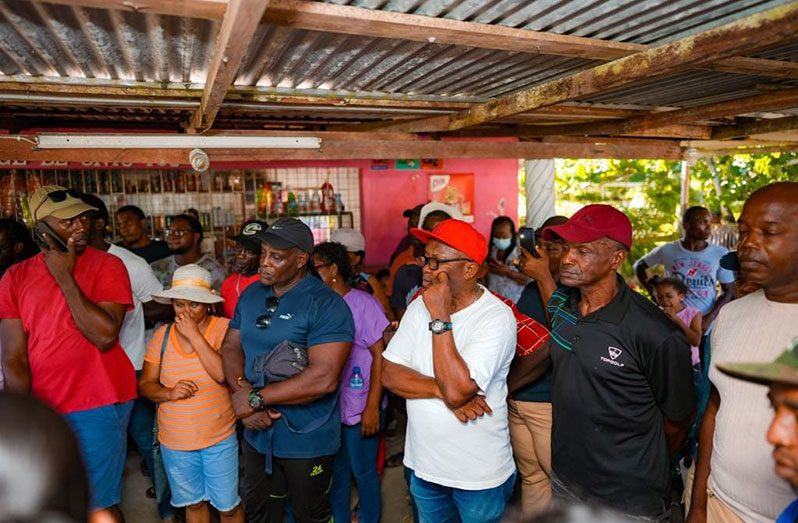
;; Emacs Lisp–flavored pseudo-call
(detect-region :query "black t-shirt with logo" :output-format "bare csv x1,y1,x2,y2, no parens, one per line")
548,276,695,518
116,240,171,264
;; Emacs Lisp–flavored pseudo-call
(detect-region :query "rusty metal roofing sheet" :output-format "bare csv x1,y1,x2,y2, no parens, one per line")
0,0,796,131
325,0,794,44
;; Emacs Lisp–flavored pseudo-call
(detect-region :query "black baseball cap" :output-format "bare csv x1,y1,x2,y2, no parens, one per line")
402,204,424,218
720,251,740,272
228,220,269,252
252,217,314,253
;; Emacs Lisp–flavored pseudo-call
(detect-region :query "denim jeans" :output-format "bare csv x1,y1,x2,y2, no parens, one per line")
330,422,382,523
131,370,173,518
409,470,516,523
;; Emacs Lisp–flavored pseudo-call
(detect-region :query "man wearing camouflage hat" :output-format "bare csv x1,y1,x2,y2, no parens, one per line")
718,338,798,523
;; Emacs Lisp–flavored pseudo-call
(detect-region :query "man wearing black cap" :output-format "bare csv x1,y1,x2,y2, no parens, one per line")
537,204,695,521
221,217,355,523
220,220,268,319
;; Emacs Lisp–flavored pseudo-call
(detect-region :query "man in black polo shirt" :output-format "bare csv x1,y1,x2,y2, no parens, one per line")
542,204,695,521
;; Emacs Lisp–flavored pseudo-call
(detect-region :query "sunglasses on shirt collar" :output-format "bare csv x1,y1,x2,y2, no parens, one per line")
255,296,280,329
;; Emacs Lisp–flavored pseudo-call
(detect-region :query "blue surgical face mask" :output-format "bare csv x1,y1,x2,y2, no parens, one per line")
493,237,512,250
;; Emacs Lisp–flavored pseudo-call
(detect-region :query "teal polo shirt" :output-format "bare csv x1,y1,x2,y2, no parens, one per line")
231,274,355,459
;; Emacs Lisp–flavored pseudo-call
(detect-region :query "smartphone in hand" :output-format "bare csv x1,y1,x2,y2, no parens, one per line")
35,222,68,252
517,227,539,258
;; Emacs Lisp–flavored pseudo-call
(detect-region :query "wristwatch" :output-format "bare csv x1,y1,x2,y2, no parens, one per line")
428,319,453,335
248,388,266,412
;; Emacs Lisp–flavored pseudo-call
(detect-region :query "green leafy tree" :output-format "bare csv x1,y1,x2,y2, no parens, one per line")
553,153,798,277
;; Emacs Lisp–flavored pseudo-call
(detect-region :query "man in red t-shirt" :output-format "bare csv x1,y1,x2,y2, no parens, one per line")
220,220,267,318
0,186,136,523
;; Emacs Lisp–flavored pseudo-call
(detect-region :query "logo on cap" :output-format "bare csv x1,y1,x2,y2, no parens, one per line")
243,223,263,235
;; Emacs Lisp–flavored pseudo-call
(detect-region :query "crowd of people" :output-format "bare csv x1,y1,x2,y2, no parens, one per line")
0,180,796,523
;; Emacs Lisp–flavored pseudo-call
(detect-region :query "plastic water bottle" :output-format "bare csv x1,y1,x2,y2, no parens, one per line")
349,366,364,389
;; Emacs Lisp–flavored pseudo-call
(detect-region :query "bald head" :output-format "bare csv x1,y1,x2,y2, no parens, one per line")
737,181,798,300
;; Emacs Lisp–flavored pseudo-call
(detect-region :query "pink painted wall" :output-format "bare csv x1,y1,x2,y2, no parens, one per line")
257,158,519,268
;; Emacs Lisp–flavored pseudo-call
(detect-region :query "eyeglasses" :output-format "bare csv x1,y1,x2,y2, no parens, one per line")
33,188,81,219
416,255,473,271
164,228,189,238
255,296,280,329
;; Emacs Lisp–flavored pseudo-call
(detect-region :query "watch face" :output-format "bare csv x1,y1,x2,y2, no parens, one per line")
431,320,444,331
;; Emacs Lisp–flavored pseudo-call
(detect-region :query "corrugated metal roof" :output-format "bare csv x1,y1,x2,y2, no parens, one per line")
0,0,795,135
324,0,793,44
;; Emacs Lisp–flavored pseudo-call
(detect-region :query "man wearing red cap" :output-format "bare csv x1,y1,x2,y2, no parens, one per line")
539,204,695,520
382,219,517,523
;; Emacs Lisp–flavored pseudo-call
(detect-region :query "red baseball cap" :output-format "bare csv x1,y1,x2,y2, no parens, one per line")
542,204,632,249
411,219,488,265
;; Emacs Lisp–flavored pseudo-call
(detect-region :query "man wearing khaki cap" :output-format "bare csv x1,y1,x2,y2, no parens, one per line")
0,186,136,523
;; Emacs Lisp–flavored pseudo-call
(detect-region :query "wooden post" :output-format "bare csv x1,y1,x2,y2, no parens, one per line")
524,160,556,229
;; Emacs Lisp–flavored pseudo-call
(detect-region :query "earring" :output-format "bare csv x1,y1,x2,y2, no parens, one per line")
332,277,337,283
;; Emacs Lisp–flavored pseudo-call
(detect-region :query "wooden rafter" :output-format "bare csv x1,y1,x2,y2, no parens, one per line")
33,0,798,80
375,3,798,133
0,134,683,161
513,89,798,137
188,0,270,131
712,115,798,140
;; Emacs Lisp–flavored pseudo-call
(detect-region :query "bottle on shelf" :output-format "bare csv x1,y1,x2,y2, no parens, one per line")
310,190,322,215
349,366,364,389
287,191,299,217
321,178,335,214
272,191,285,217
298,191,310,215
334,193,345,214
257,185,273,218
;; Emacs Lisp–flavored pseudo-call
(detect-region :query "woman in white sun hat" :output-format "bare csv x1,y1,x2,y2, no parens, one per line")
138,264,242,523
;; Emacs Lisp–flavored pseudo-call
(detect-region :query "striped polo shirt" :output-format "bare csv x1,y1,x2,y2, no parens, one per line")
145,316,235,451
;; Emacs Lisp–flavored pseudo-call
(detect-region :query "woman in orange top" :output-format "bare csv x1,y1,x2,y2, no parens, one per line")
138,264,242,523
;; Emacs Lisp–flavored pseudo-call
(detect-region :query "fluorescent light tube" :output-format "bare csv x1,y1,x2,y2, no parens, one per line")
36,134,321,149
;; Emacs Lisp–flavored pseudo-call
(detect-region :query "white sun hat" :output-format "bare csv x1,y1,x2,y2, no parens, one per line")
418,202,464,229
331,228,365,252
151,264,224,304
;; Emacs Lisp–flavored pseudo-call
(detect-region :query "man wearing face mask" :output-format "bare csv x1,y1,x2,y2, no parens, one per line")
221,220,268,319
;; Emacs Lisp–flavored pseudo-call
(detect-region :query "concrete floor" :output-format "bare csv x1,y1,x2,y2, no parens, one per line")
121,420,412,523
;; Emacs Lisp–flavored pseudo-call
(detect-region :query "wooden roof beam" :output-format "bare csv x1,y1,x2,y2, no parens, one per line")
514,88,798,137
188,0,270,131
376,3,798,133
712,115,798,140
35,0,228,20
0,134,683,161
33,0,798,80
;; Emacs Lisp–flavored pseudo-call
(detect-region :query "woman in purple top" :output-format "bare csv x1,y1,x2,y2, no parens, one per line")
312,241,390,523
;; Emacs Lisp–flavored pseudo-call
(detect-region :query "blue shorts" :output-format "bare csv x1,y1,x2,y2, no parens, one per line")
65,401,133,510
161,432,241,512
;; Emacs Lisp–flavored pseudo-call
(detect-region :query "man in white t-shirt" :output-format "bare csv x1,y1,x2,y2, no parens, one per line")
635,206,735,331
687,182,798,523
81,194,175,523
382,219,517,523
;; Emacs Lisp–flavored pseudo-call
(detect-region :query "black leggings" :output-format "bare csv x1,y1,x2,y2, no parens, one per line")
241,439,334,523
